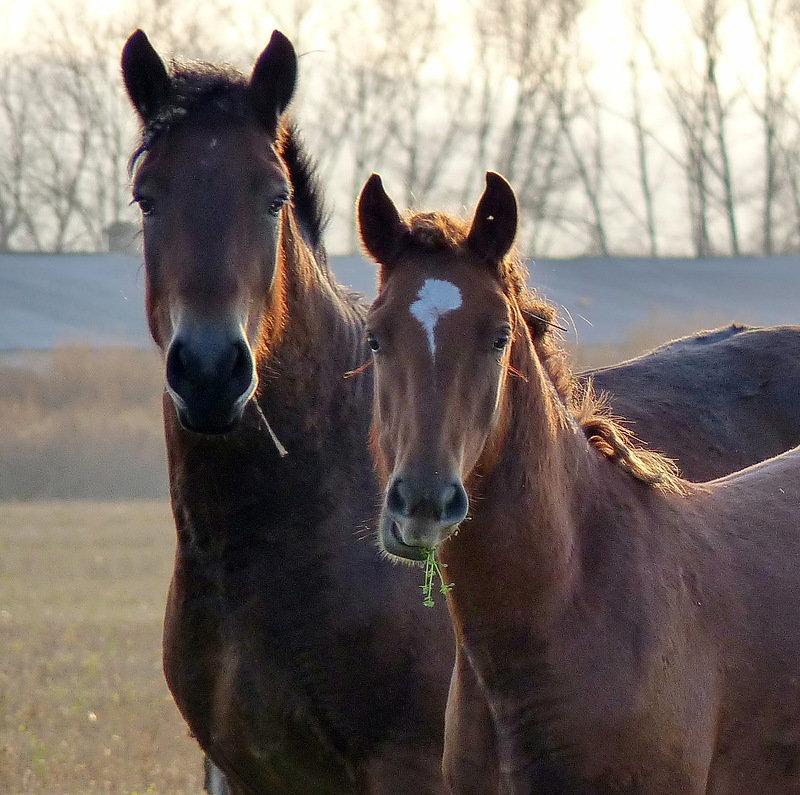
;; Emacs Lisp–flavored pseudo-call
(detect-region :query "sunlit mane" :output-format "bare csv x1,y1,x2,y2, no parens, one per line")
405,212,469,250
403,210,684,494
404,211,528,295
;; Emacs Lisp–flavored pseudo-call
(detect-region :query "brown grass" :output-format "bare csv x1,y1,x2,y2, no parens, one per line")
0,349,167,500
0,500,203,794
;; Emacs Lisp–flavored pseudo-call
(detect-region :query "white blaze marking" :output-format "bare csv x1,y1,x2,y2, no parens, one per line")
409,279,462,357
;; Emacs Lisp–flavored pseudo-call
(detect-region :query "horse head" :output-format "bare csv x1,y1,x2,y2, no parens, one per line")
122,29,297,434
359,172,520,560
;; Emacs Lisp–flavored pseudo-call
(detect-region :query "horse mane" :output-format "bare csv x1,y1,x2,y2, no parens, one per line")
277,122,330,257
403,211,684,494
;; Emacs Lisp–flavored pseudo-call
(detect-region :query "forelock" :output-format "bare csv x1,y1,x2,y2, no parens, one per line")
128,60,252,173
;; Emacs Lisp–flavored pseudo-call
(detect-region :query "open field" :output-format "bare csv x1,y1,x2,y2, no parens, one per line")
0,349,167,500
0,501,203,794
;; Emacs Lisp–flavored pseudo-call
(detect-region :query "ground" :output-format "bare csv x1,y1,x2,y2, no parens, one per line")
0,501,203,794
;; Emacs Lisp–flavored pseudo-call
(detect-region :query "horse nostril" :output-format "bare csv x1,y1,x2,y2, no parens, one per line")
166,337,252,392
163,330,256,432
230,339,254,394
440,482,468,526
386,479,412,519
386,478,468,527
165,339,188,392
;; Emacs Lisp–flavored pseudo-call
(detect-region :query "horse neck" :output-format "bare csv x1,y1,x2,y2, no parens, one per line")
443,330,603,636
257,212,371,447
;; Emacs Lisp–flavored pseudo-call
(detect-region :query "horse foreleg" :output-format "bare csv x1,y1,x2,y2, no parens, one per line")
442,648,499,794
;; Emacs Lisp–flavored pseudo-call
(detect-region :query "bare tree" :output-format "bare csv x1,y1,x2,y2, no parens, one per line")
623,0,660,256
550,48,611,256
464,0,586,253
0,58,37,250
301,0,462,251
743,0,800,254
6,0,800,257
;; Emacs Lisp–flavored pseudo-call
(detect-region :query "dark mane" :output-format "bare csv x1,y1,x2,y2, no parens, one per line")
404,210,683,493
278,122,330,256
128,60,250,172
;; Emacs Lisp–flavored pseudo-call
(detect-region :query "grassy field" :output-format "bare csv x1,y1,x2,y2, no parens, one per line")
0,349,167,501
0,501,203,794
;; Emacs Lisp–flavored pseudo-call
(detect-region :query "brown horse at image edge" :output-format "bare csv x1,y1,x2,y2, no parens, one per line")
360,170,800,794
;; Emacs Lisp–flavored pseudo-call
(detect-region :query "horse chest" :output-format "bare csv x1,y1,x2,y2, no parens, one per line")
163,548,364,793
488,698,702,795
467,633,711,794
164,486,410,778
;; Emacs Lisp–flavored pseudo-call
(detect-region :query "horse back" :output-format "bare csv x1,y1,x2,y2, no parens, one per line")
589,325,800,481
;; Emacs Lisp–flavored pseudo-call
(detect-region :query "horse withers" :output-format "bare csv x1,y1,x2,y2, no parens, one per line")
359,171,800,794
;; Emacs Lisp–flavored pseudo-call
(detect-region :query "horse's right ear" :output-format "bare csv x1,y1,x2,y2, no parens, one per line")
249,30,297,136
358,174,409,270
121,29,171,123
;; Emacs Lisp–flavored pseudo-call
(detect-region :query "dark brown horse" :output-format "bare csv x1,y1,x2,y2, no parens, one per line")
589,324,800,482
122,30,800,795
360,171,800,794
122,30,452,795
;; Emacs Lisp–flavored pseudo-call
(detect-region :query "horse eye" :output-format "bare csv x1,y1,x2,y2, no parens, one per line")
492,332,510,352
367,332,380,352
268,193,289,217
135,195,155,217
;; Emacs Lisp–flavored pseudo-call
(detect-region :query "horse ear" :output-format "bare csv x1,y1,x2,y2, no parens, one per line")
466,172,518,266
249,30,297,135
121,29,171,124
358,174,409,270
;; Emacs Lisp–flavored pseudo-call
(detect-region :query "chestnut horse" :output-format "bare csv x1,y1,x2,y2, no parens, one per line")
123,29,800,795
360,171,800,794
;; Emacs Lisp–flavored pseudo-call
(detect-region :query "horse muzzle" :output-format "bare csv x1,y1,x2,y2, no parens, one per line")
165,330,257,435
378,476,468,561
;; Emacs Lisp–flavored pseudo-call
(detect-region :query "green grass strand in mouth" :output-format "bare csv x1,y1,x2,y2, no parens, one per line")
421,547,454,607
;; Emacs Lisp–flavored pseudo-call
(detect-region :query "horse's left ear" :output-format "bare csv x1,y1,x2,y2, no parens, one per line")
358,174,409,270
249,30,297,135
467,172,518,266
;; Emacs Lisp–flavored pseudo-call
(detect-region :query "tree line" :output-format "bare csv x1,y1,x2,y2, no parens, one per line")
1,0,799,257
